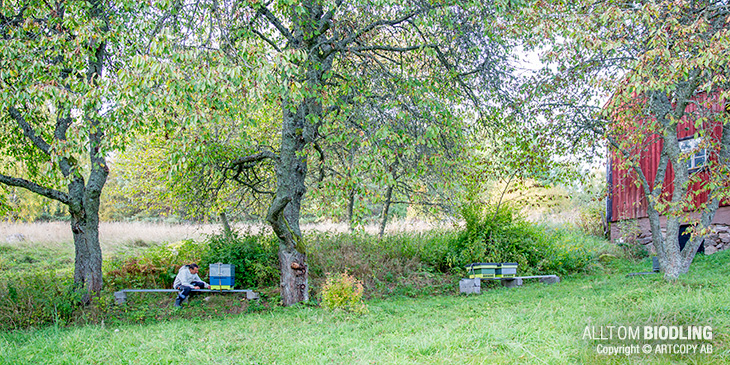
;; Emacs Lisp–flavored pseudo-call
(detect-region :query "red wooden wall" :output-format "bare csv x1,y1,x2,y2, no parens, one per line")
608,94,727,222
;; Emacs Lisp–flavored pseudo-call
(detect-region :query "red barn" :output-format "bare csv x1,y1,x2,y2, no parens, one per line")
607,94,730,254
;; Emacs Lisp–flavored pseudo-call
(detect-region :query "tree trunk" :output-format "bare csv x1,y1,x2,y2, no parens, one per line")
347,188,355,233
662,217,682,280
265,4,335,305
220,212,233,240
278,247,308,306
267,89,311,306
68,166,106,303
70,210,103,302
71,0,108,303
678,120,729,274
644,92,728,280
378,185,393,239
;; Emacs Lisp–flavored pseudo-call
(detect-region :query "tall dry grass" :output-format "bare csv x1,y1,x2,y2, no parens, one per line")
0,219,450,256
0,221,223,255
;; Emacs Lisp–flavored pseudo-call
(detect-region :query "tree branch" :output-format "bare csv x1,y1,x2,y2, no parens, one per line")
317,0,343,35
8,107,51,155
230,150,278,167
266,195,291,227
252,28,283,52
257,5,295,46
335,8,429,52
313,141,325,182
351,44,433,52
0,173,70,205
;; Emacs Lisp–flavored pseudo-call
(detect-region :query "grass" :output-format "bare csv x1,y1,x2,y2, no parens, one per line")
1,221,223,255
1,251,728,364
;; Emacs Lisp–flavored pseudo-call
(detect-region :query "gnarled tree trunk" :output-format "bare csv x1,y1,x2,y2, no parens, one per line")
267,96,310,304
644,92,727,280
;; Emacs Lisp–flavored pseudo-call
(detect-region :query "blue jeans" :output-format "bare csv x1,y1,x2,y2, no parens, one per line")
176,281,206,300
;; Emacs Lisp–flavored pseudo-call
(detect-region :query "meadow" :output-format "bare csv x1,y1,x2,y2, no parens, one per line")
0,219,728,364
0,251,728,364
0,219,445,254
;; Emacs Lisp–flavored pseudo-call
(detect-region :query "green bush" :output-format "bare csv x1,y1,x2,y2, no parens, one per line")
305,210,602,298
104,239,209,290
443,203,597,275
320,271,367,314
200,232,279,289
0,269,82,331
305,231,459,298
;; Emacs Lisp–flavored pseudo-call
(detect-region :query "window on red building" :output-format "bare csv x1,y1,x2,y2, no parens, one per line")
678,137,706,172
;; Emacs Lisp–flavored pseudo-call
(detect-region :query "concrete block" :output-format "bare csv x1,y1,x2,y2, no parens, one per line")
459,278,481,294
501,278,523,288
114,291,127,305
246,291,260,300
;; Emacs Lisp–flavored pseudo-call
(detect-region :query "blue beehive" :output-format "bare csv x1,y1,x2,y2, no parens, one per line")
209,263,235,290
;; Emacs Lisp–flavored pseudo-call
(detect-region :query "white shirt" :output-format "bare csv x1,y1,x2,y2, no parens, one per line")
173,266,206,289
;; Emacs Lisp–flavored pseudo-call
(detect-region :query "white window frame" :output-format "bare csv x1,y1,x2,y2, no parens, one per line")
678,137,707,172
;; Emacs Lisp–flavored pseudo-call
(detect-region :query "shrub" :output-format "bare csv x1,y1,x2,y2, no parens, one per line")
320,272,367,314
0,269,82,330
305,212,603,298
200,232,279,289
105,239,209,290
617,241,650,261
305,231,455,298
445,202,598,275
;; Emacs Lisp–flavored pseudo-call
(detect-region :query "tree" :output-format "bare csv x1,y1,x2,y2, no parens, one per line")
145,0,514,305
524,0,730,279
0,0,157,299
310,66,469,237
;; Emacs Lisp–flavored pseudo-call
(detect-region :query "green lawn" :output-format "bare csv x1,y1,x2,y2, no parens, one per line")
1,252,728,364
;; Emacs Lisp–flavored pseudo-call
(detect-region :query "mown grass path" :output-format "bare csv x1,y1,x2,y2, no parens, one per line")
1,252,728,364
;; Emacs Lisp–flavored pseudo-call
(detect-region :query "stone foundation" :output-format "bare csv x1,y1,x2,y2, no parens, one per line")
704,224,730,254
610,206,730,255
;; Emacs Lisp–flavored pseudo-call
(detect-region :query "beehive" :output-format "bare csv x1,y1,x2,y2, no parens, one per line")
209,263,235,290
465,263,498,279
496,263,518,278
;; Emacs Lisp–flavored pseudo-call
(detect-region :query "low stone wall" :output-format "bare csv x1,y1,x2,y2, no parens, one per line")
610,206,730,255
705,224,730,254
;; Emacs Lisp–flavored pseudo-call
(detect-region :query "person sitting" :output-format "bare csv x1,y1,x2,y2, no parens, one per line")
173,263,210,307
